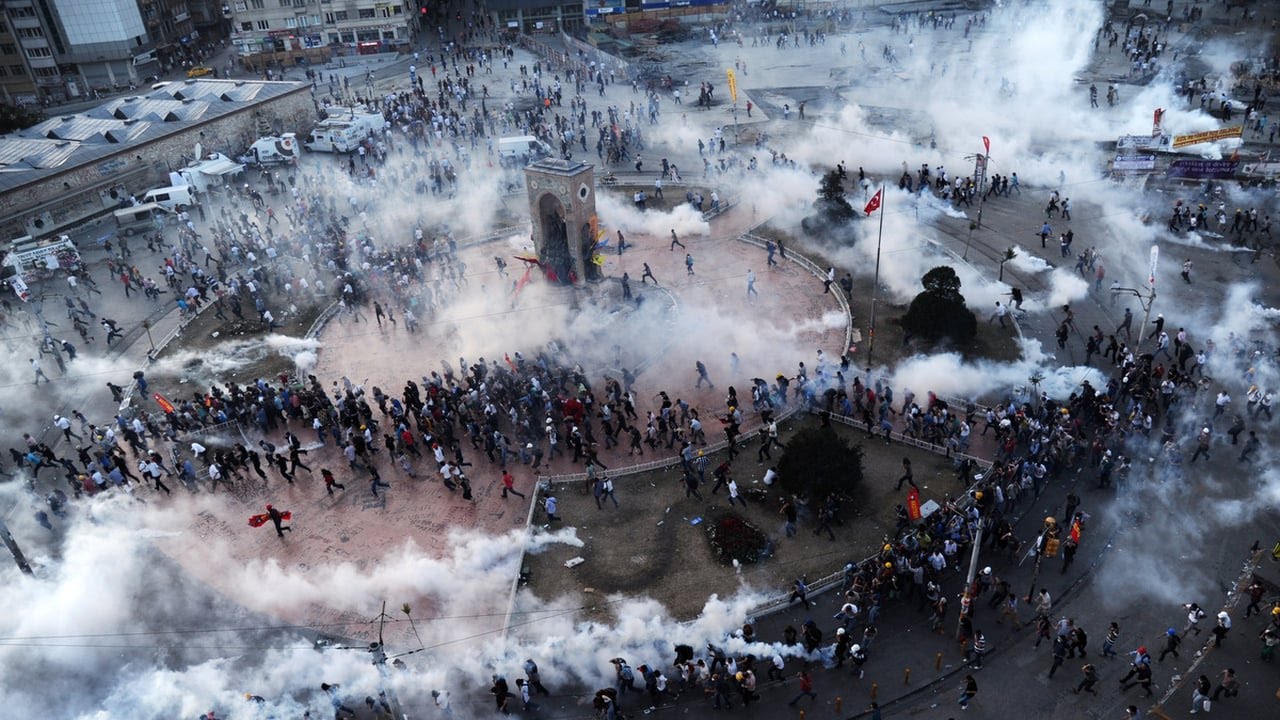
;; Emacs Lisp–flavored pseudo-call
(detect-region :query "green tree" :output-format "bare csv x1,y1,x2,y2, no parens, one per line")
901,265,978,343
814,169,855,221
0,103,45,134
775,425,864,500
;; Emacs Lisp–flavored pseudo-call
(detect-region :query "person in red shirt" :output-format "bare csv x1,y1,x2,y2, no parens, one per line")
787,670,816,707
501,468,526,499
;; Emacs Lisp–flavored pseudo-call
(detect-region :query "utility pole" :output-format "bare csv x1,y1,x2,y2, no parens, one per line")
956,523,983,639
962,149,990,260
367,600,407,719
0,517,34,575
1111,285,1157,351
1023,517,1060,607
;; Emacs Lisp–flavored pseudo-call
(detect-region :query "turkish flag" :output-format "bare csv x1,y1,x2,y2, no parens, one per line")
864,188,883,216
906,486,921,520
982,135,991,155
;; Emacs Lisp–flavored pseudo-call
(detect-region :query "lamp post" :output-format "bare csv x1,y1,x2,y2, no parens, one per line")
998,247,1016,282
1110,285,1157,351
142,318,155,353
962,151,990,261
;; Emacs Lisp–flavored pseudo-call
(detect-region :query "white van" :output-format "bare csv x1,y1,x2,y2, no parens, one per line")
242,133,299,165
142,185,196,212
303,122,367,153
113,202,172,236
498,135,553,167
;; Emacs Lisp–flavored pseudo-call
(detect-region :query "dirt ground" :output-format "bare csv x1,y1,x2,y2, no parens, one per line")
518,414,966,622
755,221,1021,367
146,300,326,401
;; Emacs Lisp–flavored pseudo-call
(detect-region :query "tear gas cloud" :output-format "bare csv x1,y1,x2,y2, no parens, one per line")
4,0,1279,716
0,488,799,719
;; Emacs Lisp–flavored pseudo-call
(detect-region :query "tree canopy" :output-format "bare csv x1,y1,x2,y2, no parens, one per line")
814,169,855,221
901,265,977,343
0,103,45,134
775,425,865,500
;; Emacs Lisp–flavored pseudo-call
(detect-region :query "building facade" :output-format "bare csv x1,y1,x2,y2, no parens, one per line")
0,11,39,105
226,0,416,69
0,0,161,104
485,0,585,34
139,0,197,68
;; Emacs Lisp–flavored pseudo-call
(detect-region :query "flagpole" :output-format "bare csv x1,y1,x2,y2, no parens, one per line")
867,187,885,374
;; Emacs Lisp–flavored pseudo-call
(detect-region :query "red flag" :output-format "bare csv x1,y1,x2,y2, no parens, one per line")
906,486,921,521
154,393,175,414
864,188,883,216
982,135,990,155
1069,520,1081,544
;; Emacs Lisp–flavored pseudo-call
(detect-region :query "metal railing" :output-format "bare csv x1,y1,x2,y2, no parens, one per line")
741,232,855,354
303,300,341,341
173,418,241,444
820,409,992,470
536,402,803,487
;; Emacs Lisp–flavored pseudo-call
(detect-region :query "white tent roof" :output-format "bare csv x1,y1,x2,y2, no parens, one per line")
191,154,244,176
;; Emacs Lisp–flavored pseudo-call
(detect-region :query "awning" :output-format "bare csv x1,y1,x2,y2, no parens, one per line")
194,156,244,176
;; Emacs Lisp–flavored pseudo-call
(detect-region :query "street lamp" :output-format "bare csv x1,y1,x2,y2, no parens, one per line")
1110,285,1157,351
142,318,155,353
998,247,1016,282
962,151,990,260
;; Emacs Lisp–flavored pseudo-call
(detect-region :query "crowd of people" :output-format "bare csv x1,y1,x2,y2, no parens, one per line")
3,1,1278,718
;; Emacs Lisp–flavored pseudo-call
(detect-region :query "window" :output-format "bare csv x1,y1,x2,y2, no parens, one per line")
11,64,25,75
17,27,44,38
34,66,57,77
0,66,7,76
333,10,347,20
392,5,401,14
7,7,36,19
25,46,50,58
250,0,264,8
324,11,334,22
284,17,295,27
357,8,375,19
234,1,247,10
256,19,270,29
0,43,15,55
240,21,252,31
379,5,390,17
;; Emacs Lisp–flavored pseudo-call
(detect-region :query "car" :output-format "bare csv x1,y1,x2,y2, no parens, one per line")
186,66,214,78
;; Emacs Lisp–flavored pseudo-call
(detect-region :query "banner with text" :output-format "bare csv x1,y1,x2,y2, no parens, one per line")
1170,126,1243,149
1165,159,1239,179
1112,155,1157,171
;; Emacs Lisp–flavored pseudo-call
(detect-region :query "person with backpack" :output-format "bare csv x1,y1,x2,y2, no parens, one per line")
611,658,639,694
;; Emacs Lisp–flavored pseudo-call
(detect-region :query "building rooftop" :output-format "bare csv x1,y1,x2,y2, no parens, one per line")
0,79,307,194
527,158,593,176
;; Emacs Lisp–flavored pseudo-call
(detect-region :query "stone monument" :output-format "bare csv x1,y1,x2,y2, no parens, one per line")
524,158,598,283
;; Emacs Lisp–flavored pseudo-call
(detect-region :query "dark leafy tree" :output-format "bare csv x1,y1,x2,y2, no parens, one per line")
815,169,855,221
775,425,865,500
0,103,45,134
902,265,978,343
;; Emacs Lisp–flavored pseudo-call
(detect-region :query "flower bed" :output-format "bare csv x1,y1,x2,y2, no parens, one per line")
705,512,769,565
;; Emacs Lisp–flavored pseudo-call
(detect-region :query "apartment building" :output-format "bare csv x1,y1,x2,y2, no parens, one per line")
226,0,416,68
